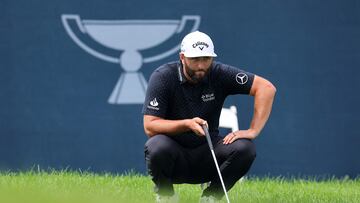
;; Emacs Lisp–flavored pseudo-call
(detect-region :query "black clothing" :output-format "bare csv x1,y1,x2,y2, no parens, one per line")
142,61,256,198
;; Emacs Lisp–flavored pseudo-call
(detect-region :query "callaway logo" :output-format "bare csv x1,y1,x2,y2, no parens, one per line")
236,73,248,85
192,41,209,51
147,98,160,110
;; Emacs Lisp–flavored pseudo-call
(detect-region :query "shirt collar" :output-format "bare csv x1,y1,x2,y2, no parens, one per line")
177,61,186,84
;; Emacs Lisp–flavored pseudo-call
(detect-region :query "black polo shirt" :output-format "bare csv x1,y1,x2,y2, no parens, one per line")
142,61,254,148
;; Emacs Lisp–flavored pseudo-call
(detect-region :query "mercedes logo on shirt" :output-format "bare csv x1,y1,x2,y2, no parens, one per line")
236,73,248,85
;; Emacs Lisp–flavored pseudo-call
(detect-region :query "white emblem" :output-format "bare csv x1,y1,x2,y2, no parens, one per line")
201,93,215,102
150,98,159,107
236,73,248,85
61,14,201,105
148,98,160,110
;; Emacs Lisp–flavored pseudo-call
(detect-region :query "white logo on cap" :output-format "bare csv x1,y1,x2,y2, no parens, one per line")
192,41,209,51
236,73,248,85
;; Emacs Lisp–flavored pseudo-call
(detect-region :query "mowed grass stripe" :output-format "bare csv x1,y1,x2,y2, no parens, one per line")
0,171,359,203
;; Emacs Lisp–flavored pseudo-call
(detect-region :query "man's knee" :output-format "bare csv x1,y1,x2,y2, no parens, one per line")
232,139,256,161
145,135,179,163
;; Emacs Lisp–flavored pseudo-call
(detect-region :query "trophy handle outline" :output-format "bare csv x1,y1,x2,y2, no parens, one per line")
61,14,119,64
61,14,201,64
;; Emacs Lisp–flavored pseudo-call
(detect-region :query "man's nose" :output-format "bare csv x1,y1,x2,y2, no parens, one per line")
196,61,207,70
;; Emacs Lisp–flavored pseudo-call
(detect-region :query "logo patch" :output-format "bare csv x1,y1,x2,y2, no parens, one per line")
192,41,209,51
148,98,159,110
236,73,248,85
150,98,158,107
201,93,215,102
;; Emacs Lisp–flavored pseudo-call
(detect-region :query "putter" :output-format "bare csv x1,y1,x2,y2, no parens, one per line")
201,124,230,203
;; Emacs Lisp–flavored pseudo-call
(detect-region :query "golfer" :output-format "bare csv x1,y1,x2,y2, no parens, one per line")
142,31,276,203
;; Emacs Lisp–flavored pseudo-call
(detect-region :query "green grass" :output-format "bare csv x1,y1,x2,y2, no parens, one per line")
0,170,359,203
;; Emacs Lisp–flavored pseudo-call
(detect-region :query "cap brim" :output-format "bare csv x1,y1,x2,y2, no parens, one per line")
183,52,217,58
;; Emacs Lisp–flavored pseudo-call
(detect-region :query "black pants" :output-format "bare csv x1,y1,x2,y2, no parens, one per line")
144,134,256,199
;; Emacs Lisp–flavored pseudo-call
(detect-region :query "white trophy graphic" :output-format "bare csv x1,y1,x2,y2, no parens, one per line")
61,14,200,104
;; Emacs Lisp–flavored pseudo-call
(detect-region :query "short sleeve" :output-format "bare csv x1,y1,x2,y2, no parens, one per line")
142,70,170,118
219,65,255,95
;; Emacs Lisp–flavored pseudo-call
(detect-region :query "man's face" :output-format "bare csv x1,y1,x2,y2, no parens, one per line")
180,54,213,83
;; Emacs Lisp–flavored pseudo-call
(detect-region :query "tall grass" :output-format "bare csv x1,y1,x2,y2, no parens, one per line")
0,170,359,203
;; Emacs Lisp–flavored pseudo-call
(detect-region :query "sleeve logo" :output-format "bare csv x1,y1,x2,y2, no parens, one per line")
150,98,159,107
235,73,248,85
147,98,160,110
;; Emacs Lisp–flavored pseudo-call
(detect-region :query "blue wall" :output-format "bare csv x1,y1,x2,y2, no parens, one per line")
1,0,359,177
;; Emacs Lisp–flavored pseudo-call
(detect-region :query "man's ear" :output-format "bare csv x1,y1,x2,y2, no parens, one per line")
179,53,185,63
179,53,184,58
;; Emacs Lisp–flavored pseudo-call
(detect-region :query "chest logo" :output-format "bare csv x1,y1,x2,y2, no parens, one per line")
201,93,215,102
236,73,248,85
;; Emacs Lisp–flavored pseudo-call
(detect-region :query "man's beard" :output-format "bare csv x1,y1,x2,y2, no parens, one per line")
183,63,210,83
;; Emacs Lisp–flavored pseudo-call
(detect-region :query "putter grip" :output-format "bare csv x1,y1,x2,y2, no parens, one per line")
202,124,214,150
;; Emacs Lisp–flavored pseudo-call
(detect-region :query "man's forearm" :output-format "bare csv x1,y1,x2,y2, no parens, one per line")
144,115,208,137
144,118,190,137
249,83,276,137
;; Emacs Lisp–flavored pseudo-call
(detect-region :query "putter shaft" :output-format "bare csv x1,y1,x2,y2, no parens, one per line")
202,125,231,203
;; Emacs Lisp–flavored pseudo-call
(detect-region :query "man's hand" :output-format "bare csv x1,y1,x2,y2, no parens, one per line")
223,129,258,144
186,117,208,136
